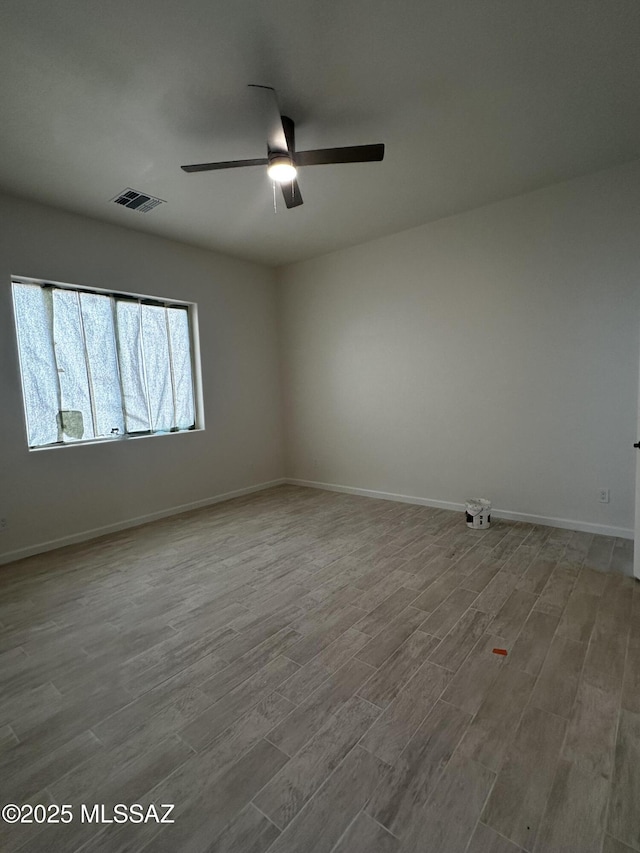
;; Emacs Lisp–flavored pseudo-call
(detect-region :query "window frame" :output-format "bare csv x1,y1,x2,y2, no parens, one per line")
11,275,204,451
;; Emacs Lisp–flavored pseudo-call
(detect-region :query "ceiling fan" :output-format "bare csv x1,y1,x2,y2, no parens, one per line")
180,85,385,209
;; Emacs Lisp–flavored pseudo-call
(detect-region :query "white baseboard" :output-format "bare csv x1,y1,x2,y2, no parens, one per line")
286,478,634,540
2,474,632,566
0,478,287,565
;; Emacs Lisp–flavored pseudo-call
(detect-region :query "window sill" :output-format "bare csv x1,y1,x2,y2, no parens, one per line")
28,427,204,452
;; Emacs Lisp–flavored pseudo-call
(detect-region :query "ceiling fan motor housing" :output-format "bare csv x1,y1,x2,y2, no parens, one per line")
267,153,297,183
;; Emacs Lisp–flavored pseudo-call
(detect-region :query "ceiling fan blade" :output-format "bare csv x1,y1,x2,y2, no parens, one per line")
281,116,296,153
295,144,385,166
280,179,303,209
181,158,268,173
248,84,288,153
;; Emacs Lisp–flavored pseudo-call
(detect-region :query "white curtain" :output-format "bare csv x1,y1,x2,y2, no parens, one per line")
141,304,174,433
52,288,95,441
80,292,126,438
12,282,196,447
167,307,195,430
12,284,59,447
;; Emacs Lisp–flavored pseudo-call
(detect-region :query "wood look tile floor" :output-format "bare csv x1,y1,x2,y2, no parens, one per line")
0,484,637,853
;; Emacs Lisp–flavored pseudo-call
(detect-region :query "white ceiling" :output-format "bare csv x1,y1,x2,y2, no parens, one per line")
1,0,639,267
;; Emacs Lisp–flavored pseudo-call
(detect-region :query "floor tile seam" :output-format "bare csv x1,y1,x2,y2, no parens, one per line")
356,630,441,706
592,581,635,645
362,738,454,841
3,723,20,746
358,687,445,769
485,532,532,567
465,820,526,853
527,687,583,724
602,597,634,846
274,648,377,708
356,605,434,659
426,609,499,674
500,578,576,734
604,831,640,853
442,545,488,578
143,729,290,835
517,562,574,644
95,649,230,703
559,591,623,750
111,658,284,753
11,733,198,853
562,598,614,713
45,728,197,810
0,727,102,803
537,551,579,610
365,808,402,840
352,694,388,716
121,625,242,673
346,702,389,766
529,739,609,853
359,803,404,843
83,655,233,737
490,589,544,644
485,635,573,799
354,686,386,710
277,646,336,687
7,785,69,853
461,771,502,853
253,737,372,838
251,798,288,834
479,704,563,853
491,645,588,849
601,538,618,575
372,655,453,746
167,605,249,634
528,601,593,721
349,588,420,625
503,535,548,577
396,731,498,850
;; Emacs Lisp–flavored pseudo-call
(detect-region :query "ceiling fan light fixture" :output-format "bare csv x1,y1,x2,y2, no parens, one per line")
267,155,297,183
181,86,385,209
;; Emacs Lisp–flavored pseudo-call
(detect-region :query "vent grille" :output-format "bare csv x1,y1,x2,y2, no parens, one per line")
111,188,165,213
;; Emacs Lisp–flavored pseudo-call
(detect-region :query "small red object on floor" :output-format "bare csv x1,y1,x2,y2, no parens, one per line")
492,648,508,655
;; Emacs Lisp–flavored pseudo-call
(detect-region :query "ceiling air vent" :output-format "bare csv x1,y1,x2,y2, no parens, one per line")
111,188,165,213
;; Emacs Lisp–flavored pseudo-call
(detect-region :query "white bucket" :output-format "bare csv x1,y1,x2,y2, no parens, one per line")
465,498,492,530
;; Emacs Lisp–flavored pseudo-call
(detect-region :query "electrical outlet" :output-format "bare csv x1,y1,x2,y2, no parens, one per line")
598,489,610,504
0,517,7,533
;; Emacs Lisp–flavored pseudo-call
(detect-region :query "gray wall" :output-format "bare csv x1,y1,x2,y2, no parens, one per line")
3,159,639,563
278,161,640,536
0,193,284,561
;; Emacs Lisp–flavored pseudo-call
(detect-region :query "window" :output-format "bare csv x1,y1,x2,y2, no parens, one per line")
11,278,199,449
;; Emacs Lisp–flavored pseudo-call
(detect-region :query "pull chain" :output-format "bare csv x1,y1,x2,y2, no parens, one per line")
272,180,277,214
